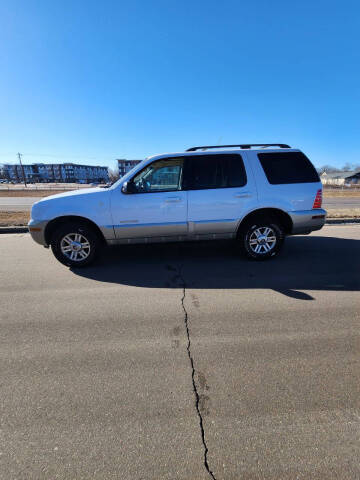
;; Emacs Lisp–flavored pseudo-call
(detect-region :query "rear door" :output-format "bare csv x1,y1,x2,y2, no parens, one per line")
183,153,255,237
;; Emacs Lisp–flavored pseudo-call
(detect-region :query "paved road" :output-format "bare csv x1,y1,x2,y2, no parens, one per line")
0,196,360,211
0,196,42,211
324,197,360,209
1,226,360,479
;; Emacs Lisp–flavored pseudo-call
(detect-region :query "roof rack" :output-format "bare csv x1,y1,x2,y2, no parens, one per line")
186,144,291,152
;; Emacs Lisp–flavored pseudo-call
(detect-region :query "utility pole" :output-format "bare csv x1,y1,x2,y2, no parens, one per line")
17,152,27,187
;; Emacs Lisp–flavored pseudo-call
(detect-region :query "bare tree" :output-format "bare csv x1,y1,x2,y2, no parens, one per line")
108,166,120,183
341,162,353,172
0,164,6,179
318,165,341,174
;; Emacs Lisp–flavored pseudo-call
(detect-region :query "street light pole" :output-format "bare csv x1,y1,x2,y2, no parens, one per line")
17,152,27,187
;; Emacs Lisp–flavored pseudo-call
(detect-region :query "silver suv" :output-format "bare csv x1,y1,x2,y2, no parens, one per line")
29,143,326,266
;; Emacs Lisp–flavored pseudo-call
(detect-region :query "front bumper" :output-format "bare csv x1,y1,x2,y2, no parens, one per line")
28,219,49,246
288,209,327,235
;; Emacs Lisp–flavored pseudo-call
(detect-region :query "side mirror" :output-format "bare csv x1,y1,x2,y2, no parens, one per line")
121,180,137,194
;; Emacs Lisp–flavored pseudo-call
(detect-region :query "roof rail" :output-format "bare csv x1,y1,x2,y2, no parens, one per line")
186,143,291,152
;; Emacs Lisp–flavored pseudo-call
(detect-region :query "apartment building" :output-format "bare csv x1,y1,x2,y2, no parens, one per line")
1,163,109,183
61,164,109,183
117,159,142,178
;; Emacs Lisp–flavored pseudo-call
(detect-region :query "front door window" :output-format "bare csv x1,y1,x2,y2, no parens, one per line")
132,158,183,193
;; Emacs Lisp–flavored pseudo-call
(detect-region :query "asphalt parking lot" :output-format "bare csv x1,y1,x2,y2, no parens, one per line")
1,226,359,479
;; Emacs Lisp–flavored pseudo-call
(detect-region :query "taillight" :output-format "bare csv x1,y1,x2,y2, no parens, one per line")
312,189,322,209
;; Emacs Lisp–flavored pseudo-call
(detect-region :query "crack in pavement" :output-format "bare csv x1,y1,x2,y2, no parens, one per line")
177,265,217,480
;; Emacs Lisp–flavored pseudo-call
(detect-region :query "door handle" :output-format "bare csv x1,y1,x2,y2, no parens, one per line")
165,196,181,203
234,191,252,198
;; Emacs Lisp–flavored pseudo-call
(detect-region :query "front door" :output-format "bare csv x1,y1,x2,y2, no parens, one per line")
183,153,255,237
111,157,188,240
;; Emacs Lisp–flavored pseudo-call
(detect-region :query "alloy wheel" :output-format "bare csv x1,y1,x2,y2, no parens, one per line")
60,233,91,262
248,227,277,254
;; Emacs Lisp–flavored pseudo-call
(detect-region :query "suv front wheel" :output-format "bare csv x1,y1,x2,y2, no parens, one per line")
239,216,285,260
51,222,100,267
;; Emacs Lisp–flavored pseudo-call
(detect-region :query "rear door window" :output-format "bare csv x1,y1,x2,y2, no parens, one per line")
258,152,319,184
184,154,247,190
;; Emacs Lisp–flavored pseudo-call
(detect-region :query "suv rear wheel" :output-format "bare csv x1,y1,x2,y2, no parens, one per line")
239,216,285,260
51,222,100,267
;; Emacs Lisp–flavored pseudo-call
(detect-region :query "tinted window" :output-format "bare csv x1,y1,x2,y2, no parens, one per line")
184,154,247,190
226,155,247,187
258,152,319,184
132,158,183,193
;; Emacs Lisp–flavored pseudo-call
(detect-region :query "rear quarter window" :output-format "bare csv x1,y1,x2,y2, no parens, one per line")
258,152,319,184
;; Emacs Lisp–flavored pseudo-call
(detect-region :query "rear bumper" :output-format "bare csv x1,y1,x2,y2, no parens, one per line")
288,209,327,235
28,219,49,246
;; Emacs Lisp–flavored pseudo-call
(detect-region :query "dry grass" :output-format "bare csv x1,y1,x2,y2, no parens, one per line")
0,211,30,226
323,188,360,197
0,190,70,197
325,208,360,218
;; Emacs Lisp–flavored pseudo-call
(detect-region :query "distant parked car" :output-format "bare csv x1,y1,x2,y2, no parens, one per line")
29,143,326,267
90,182,99,186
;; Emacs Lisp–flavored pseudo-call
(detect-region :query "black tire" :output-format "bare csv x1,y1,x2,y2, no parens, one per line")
238,216,285,260
50,222,100,267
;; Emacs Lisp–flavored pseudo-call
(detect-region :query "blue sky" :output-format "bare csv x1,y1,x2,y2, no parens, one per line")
0,0,359,169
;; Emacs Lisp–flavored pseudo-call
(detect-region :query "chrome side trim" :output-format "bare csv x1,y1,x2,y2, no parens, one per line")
110,219,239,239
109,221,188,229
107,232,235,245
191,218,238,235
107,219,236,229
99,225,116,240
111,221,188,239
193,218,236,224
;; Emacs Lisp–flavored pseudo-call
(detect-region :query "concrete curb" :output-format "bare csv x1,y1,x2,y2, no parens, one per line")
1,219,360,235
325,218,360,225
0,226,29,234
